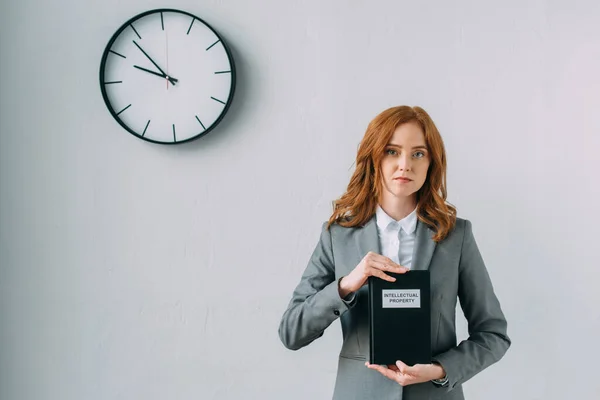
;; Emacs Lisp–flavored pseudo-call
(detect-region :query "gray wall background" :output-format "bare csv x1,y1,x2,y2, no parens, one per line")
1,0,599,399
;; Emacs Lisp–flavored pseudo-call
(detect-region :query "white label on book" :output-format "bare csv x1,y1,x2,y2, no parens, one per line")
382,289,421,308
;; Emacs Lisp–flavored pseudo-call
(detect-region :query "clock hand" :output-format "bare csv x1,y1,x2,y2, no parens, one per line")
133,65,178,85
166,30,169,90
132,40,177,85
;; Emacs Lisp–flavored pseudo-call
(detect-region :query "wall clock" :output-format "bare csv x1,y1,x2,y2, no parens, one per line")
99,9,236,144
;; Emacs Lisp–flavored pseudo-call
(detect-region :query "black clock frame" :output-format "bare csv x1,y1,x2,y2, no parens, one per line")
99,8,236,144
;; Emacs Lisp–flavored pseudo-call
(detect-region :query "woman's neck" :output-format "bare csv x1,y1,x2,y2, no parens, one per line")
378,195,417,221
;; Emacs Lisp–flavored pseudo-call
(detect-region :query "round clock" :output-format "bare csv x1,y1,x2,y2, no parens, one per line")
99,9,236,144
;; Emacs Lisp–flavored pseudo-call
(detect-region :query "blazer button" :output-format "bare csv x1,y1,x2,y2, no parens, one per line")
333,309,340,316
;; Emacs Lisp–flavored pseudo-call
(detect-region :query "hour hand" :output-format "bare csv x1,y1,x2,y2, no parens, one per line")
133,65,178,85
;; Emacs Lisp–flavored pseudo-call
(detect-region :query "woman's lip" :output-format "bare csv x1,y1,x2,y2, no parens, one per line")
394,177,412,182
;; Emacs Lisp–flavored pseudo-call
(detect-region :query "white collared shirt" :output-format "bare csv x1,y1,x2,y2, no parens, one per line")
375,205,417,268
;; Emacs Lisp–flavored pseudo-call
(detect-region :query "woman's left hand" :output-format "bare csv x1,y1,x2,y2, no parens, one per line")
365,360,445,387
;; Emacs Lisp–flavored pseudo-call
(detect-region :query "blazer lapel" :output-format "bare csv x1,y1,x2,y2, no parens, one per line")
411,221,437,271
355,215,381,259
354,215,436,271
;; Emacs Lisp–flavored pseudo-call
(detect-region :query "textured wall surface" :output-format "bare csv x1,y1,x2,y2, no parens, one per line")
1,1,599,399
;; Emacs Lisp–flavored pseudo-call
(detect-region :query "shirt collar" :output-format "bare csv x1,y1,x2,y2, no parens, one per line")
375,205,418,235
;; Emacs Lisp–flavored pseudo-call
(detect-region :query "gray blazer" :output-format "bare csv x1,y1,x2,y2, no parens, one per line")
278,216,510,400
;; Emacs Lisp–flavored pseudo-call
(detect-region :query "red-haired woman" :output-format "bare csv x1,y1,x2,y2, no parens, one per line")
279,106,510,400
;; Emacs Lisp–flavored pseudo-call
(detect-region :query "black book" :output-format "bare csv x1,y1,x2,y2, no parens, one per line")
368,270,431,366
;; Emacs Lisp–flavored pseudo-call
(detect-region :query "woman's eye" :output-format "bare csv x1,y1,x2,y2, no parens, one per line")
414,151,425,158
386,149,397,156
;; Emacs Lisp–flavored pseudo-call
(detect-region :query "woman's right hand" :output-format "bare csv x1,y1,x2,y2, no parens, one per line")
338,251,409,298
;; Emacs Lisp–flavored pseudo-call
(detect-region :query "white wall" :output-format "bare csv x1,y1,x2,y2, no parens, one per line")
1,0,599,399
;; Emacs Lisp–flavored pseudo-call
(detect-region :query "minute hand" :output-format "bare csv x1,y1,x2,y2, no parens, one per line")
133,65,178,85
132,40,176,84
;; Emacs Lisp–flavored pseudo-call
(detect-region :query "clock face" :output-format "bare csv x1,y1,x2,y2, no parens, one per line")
99,9,236,144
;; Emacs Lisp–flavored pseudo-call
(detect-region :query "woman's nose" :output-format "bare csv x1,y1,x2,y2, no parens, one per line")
398,155,412,171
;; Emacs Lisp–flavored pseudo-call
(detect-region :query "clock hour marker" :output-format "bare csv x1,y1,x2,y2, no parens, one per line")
173,124,177,142
160,12,164,31
109,50,126,59
187,18,195,35
206,39,220,51
214,71,231,75
130,24,142,39
104,80,123,84
116,104,132,116
211,96,226,105
195,115,206,130
142,120,151,136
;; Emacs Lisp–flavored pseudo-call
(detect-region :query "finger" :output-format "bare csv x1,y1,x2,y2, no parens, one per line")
365,363,399,382
372,253,403,267
370,257,408,273
396,360,408,374
365,362,389,373
371,260,400,272
388,364,400,372
395,360,415,375
368,268,396,282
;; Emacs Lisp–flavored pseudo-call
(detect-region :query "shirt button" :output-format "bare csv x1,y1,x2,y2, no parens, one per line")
333,309,340,316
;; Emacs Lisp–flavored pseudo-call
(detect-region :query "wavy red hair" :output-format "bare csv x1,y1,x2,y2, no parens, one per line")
327,106,456,242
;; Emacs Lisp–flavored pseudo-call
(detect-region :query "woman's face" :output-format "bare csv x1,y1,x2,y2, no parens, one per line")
380,121,431,201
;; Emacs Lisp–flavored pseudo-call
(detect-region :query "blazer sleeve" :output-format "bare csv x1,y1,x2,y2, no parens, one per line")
431,219,511,391
278,222,356,351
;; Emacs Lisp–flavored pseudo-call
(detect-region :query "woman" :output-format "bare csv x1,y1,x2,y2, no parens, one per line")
278,106,511,400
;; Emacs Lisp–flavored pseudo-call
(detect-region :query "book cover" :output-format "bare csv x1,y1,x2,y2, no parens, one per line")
368,270,431,366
